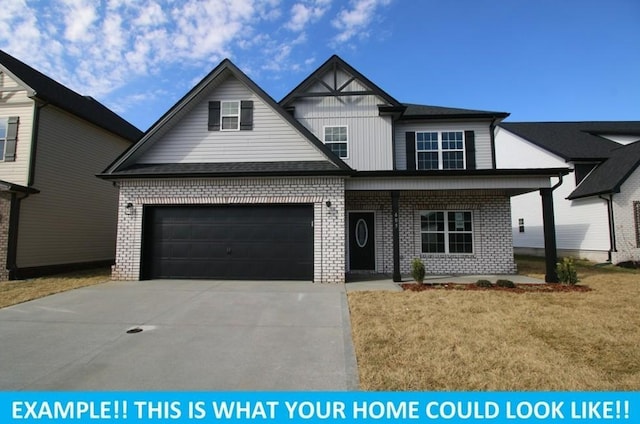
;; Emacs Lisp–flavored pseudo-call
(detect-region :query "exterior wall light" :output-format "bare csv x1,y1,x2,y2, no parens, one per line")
125,202,134,215
326,201,332,207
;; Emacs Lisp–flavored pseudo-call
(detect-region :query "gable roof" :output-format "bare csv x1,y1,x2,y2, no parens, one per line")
280,55,403,108
0,50,142,142
568,140,640,199
401,103,509,120
499,122,625,161
498,121,640,199
102,58,351,177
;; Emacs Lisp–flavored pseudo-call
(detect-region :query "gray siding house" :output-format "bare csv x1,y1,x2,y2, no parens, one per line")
101,55,567,283
0,50,142,280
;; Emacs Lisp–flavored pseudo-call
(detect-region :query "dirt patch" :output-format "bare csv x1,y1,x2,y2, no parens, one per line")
401,282,592,293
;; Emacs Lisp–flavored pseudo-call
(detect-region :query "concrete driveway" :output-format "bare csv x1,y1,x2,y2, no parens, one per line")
0,280,359,390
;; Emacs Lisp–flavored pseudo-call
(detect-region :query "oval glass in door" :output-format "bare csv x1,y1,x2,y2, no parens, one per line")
355,218,369,248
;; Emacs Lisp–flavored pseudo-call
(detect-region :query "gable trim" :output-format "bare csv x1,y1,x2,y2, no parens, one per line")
279,55,403,108
103,59,351,175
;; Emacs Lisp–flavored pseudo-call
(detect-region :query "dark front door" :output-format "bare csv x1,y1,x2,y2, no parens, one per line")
142,204,313,280
349,212,375,270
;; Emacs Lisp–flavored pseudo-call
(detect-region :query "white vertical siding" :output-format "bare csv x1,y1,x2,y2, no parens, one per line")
394,121,494,170
495,127,567,169
496,127,611,254
139,76,327,164
291,95,394,170
0,72,35,186
16,106,131,267
598,135,640,145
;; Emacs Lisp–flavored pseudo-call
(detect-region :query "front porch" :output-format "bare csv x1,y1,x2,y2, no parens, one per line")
343,168,570,283
345,190,518,277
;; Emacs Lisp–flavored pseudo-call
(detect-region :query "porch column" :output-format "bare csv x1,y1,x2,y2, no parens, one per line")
391,190,401,282
540,188,559,283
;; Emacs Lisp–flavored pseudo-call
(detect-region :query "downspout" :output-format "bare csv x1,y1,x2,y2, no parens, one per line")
489,117,498,169
598,194,616,262
7,191,33,280
28,101,48,186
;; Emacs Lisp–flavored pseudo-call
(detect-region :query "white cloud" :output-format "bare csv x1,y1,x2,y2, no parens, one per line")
61,0,99,42
332,0,391,44
286,0,331,32
0,0,391,128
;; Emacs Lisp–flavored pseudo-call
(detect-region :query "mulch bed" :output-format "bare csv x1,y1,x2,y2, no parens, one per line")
401,283,592,293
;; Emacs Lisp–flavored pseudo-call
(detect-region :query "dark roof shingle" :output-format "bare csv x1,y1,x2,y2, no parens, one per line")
401,103,509,120
0,49,142,141
100,161,347,178
499,122,623,161
568,141,640,199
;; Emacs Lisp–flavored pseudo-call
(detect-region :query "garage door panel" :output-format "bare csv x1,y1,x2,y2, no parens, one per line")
143,205,313,280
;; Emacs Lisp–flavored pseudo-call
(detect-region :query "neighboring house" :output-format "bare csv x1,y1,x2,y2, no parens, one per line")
496,122,640,265
100,55,567,283
0,50,142,280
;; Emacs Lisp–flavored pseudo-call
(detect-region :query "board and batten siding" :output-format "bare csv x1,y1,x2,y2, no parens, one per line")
495,127,610,259
138,76,327,164
0,71,35,186
395,121,493,170
16,106,131,267
294,96,394,171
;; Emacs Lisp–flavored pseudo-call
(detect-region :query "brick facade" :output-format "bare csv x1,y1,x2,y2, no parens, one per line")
611,166,640,264
112,177,345,283
346,190,517,275
0,194,11,280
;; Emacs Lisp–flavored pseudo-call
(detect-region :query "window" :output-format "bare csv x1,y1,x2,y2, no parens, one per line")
221,101,240,130
421,211,473,254
0,118,6,161
518,218,525,233
324,126,348,158
416,131,465,170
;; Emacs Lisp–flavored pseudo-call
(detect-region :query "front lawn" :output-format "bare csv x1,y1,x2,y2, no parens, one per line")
0,268,111,309
347,256,640,390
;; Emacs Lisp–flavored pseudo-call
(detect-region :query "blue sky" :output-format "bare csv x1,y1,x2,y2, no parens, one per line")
1,0,638,131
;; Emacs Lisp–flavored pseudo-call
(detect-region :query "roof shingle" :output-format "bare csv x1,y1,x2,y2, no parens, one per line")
0,49,142,142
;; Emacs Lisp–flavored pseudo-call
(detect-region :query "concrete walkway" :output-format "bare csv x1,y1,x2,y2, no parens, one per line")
0,280,358,391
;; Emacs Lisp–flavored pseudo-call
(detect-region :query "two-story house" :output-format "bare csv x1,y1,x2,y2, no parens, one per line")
100,55,568,283
496,122,640,265
0,50,142,280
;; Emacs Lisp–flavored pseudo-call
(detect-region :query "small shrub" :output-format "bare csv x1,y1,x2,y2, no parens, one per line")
411,258,426,284
496,279,516,288
557,257,579,285
475,279,493,288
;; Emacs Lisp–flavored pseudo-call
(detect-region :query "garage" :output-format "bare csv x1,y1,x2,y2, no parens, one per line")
142,204,314,280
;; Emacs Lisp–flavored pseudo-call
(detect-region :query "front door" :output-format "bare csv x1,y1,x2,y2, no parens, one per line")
349,212,375,270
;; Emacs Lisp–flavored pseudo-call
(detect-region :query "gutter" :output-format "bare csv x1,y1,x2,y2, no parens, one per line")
598,194,616,262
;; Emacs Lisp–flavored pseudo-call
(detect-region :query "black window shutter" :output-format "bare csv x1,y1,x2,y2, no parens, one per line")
208,101,220,131
464,130,476,170
405,132,416,171
5,116,19,162
240,100,253,130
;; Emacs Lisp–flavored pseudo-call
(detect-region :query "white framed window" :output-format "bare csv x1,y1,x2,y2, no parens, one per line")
221,101,240,130
421,210,473,254
416,131,465,170
0,118,6,161
323,125,348,158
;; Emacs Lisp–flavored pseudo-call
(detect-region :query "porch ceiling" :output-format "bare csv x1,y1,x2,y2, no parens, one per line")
345,168,570,197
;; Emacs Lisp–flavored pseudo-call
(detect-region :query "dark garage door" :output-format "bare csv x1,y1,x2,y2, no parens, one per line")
142,205,313,280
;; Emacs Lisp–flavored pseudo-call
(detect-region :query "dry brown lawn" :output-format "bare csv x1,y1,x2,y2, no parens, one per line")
348,256,640,391
0,268,111,309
